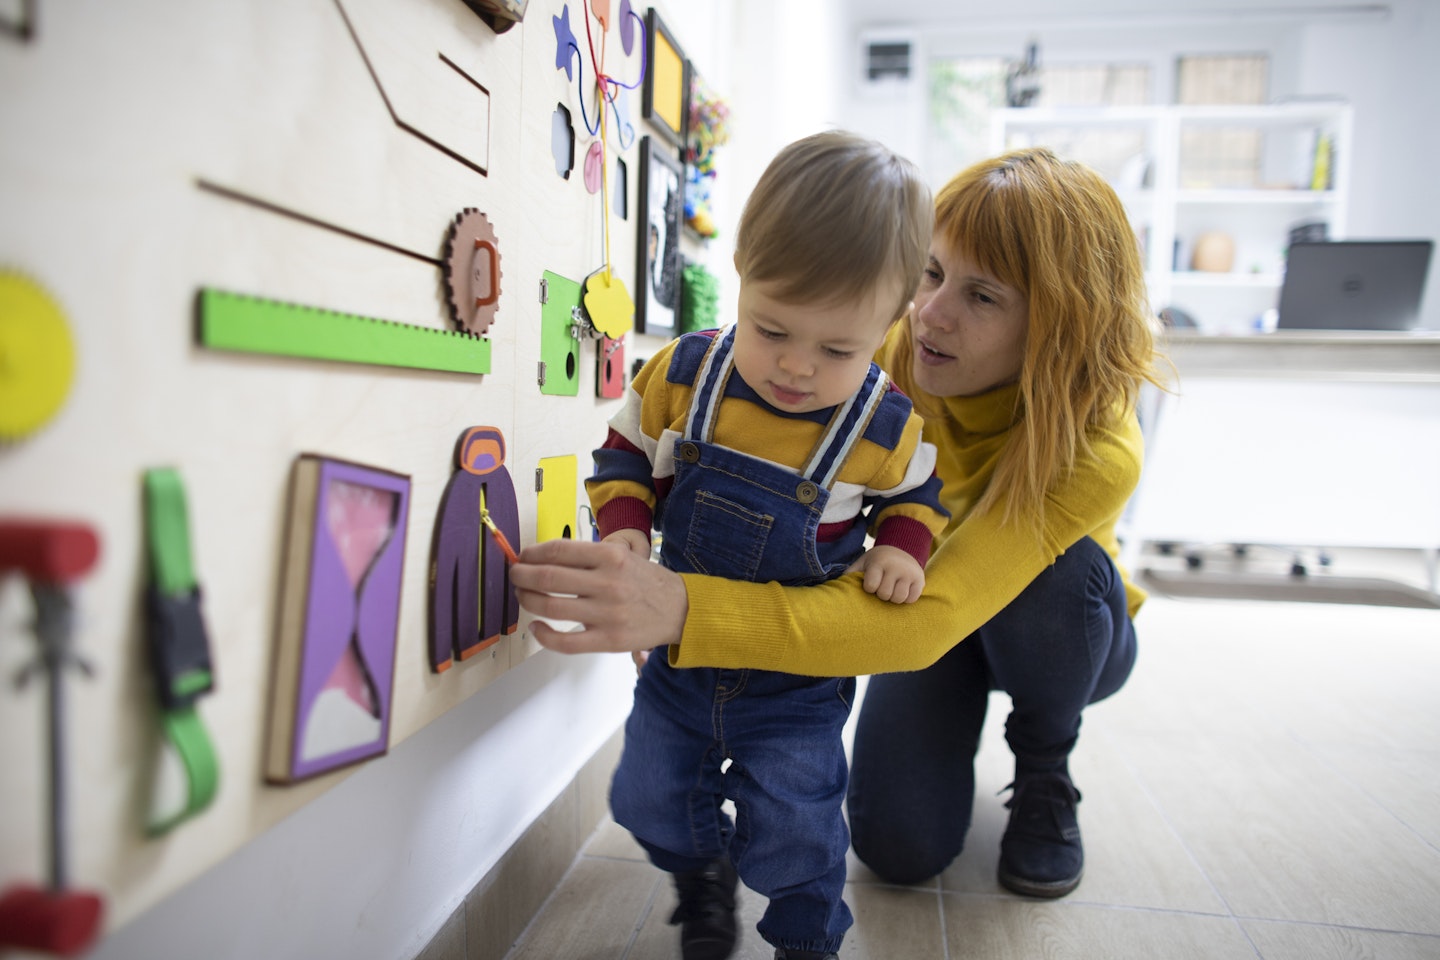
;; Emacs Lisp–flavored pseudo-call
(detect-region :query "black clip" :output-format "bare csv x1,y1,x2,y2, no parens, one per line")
145,585,215,710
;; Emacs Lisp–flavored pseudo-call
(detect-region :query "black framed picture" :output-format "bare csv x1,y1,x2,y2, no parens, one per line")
635,136,683,336
641,7,690,150
0,0,37,41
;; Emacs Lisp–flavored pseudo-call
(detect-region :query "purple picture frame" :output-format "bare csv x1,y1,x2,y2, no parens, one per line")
275,456,410,782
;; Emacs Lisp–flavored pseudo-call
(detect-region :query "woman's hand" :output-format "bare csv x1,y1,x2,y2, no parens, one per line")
510,538,688,655
599,530,659,673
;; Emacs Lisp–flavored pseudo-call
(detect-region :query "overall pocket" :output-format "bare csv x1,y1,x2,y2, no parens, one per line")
683,490,773,580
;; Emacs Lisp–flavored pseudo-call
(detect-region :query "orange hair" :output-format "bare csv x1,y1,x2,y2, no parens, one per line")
896,147,1169,526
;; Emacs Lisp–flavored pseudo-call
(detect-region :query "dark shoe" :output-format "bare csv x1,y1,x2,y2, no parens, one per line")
997,774,1084,898
670,856,739,960
773,951,839,960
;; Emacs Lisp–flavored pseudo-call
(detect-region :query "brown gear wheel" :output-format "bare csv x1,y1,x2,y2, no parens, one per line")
442,209,503,336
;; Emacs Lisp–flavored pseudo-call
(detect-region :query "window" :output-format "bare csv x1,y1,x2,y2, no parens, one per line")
927,57,1008,185
926,54,1151,184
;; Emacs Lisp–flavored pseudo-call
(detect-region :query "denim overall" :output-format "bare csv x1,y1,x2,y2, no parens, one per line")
610,325,888,954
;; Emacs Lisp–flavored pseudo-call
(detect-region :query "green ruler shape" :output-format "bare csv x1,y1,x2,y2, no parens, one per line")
198,288,491,375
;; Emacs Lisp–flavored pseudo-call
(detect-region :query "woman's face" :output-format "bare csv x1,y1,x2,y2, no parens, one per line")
909,232,1029,398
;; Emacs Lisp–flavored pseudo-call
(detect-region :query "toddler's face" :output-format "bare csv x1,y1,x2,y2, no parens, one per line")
731,278,901,414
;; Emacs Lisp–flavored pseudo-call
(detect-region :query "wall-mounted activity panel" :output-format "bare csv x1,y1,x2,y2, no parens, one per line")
0,0,669,937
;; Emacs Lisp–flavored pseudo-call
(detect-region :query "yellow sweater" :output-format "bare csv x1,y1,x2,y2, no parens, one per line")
671,328,1147,677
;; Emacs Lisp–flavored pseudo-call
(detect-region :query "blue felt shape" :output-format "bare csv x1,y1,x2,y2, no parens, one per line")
610,85,635,149
553,4,577,80
551,104,575,179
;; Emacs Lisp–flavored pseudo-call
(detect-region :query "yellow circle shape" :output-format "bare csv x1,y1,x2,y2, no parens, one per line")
0,271,76,440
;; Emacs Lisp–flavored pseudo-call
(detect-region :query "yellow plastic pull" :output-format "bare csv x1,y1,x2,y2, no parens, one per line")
479,487,518,564
583,269,634,339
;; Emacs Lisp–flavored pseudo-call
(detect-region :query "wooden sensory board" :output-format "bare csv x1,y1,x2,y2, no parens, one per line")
0,0,693,929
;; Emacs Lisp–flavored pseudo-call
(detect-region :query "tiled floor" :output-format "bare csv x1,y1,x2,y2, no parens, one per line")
502,549,1440,959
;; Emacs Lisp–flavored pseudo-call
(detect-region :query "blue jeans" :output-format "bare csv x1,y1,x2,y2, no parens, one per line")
847,536,1137,884
611,655,856,953
609,324,883,951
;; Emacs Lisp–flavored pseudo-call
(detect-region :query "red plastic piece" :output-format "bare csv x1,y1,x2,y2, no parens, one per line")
0,885,104,957
0,521,101,585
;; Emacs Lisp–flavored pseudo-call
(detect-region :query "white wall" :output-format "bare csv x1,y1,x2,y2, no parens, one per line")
91,647,635,960
0,1,714,957
668,0,847,351
1296,4,1440,261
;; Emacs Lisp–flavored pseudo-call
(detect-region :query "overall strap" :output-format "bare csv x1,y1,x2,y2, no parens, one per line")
683,326,736,443
802,363,889,489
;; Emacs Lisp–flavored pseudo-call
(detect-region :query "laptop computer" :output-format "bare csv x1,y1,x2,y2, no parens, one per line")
1276,240,1433,331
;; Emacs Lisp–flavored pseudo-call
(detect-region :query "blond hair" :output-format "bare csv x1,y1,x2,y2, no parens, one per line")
895,147,1168,526
733,130,933,322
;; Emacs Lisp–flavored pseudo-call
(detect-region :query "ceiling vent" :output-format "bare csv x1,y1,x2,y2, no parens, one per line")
858,31,917,96
867,39,911,81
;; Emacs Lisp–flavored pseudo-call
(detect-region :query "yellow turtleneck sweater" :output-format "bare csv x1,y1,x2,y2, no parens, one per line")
671,326,1147,677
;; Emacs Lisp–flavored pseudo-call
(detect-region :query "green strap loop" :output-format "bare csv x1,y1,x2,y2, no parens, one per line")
143,468,220,834
147,707,221,836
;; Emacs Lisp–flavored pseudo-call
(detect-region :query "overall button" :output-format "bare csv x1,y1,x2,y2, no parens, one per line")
796,480,819,504
678,442,700,463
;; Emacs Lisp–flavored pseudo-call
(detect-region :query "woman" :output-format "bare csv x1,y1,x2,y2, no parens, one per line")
512,147,1166,899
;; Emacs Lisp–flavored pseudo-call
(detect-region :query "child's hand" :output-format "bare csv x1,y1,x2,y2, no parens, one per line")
852,545,925,604
603,528,653,558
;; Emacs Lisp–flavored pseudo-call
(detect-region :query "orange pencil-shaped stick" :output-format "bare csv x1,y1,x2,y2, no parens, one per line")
479,488,518,564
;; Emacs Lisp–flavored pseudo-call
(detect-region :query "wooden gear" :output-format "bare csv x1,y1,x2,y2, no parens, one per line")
441,209,503,336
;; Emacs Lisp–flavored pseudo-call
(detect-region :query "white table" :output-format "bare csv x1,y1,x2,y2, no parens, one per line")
1122,331,1440,589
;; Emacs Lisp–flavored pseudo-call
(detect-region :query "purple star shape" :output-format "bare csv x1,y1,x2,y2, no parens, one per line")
553,4,577,81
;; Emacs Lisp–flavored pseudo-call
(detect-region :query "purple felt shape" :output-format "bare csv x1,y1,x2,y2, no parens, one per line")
619,0,636,55
430,469,480,671
553,4,577,80
430,470,521,670
479,474,520,645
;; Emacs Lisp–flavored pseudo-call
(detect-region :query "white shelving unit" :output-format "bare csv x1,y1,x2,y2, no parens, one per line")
992,103,1352,333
